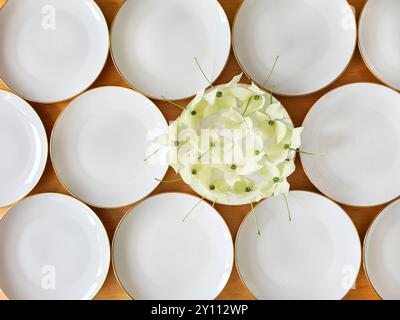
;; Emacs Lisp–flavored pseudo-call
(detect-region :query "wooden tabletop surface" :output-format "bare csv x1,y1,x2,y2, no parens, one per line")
0,0,384,300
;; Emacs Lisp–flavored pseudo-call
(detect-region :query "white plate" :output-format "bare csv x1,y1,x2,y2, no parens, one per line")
0,90,47,208
233,0,356,96
0,193,110,300
51,86,168,208
236,191,361,300
301,83,400,207
0,0,109,103
364,200,400,300
364,198,400,300
111,0,231,100
113,192,233,300
359,0,400,91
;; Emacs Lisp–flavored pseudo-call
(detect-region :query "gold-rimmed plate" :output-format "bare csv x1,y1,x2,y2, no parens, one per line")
301,83,400,207
359,0,400,91
232,0,356,96
110,0,231,101
235,191,361,300
0,0,109,103
364,198,400,300
112,192,234,300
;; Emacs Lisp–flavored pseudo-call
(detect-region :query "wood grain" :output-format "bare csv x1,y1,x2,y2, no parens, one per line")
0,0,383,300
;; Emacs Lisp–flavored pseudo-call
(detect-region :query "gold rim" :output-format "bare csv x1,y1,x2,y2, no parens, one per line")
234,190,362,300
358,0,400,93
0,192,111,300
231,0,358,97
0,0,110,104
109,0,231,101
49,85,169,210
111,191,235,300
362,198,400,300
299,82,400,209
0,89,48,210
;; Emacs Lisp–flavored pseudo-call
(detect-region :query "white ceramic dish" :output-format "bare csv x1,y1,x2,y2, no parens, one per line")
301,83,400,207
233,0,356,96
0,0,109,103
113,192,234,300
51,86,168,208
364,198,400,299
359,0,400,91
0,193,110,300
0,90,47,208
111,0,231,100
236,191,361,300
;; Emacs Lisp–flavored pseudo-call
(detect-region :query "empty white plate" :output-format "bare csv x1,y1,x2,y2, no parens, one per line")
0,90,47,208
364,198,400,299
0,0,109,103
51,86,168,208
236,191,361,300
233,0,356,96
301,83,400,207
359,0,400,91
113,192,234,300
0,193,110,300
111,0,231,100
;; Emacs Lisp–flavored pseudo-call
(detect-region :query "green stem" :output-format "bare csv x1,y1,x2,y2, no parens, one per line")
155,177,182,183
195,57,214,89
242,95,254,117
250,202,261,236
144,148,162,162
289,148,325,156
262,55,280,89
161,96,186,110
183,195,206,222
198,146,212,160
283,193,292,222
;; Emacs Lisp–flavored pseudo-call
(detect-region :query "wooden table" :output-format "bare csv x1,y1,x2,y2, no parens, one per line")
0,0,382,300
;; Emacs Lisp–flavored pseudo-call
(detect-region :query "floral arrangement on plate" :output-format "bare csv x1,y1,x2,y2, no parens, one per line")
146,59,305,231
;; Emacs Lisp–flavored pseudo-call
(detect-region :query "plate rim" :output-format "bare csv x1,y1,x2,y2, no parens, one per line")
0,89,48,209
363,197,400,300
232,0,357,97
300,82,400,208
109,0,231,101
0,0,110,104
0,192,111,300
111,191,234,300
358,0,400,93
234,190,362,300
49,85,169,209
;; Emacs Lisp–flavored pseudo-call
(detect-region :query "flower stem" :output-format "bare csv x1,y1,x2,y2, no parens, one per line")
194,57,214,89
250,202,261,236
161,96,186,110
242,95,254,117
182,195,206,222
144,148,162,162
290,148,325,156
283,193,292,222
262,55,280,89
155,177,182,183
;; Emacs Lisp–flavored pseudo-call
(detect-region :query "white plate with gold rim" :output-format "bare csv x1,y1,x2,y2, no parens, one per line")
0,90,47,208
51,86,168,208
111,0,231,100
113,192,234,300
0,0,109,103
233,0,356,96
359,0,400,91
364,198,400,300
236,191,361,300
301,83,400,207
0,193,110,300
